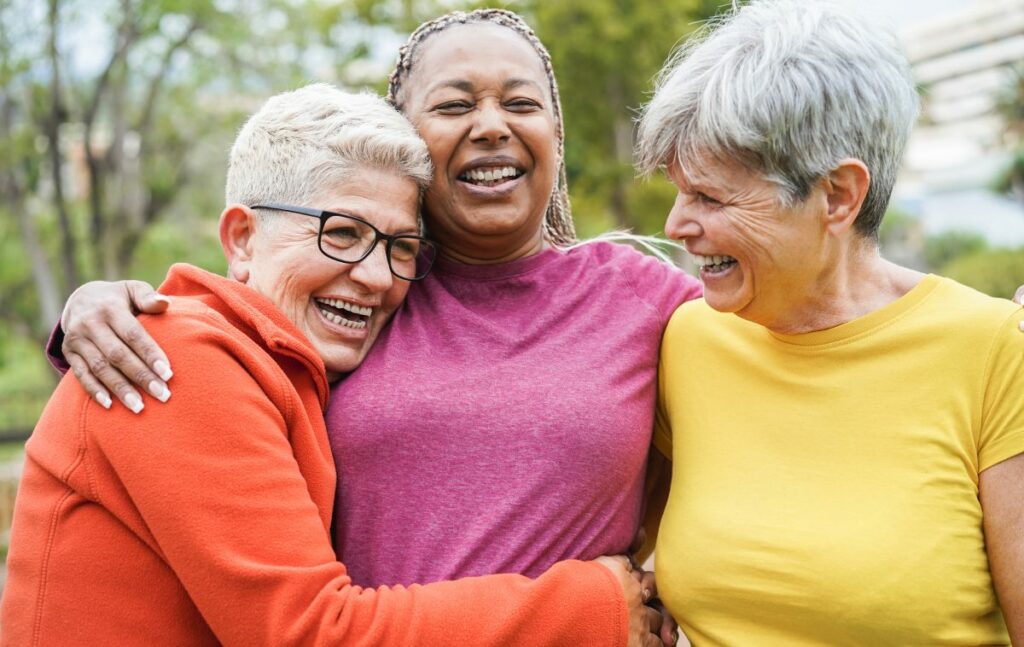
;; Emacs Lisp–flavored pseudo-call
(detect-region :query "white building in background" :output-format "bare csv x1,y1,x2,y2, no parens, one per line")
893,0,1024,248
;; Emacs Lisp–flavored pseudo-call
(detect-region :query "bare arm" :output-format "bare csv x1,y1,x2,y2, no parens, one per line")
980,452,1024,643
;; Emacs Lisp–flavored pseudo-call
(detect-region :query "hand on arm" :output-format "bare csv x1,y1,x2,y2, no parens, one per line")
59,279,171,412
596,556,671,647
88,317,633,646
980,453,1024,644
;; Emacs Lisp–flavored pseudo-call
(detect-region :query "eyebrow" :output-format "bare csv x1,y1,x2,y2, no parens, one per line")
426,77,546,96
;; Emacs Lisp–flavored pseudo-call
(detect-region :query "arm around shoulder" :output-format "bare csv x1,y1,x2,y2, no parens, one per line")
86,314,628,646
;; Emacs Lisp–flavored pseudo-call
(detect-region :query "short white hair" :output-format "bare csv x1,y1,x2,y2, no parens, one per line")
226,83,432,216
636,0,920,238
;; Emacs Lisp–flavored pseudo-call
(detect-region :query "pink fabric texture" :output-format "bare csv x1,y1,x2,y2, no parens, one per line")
328,242,702,586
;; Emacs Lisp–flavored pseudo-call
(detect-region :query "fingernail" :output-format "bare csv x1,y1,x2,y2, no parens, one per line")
152,293,171,304
96,391,112,410
154,360,173,381
643,588,652,603
125,393,144,414
148,381,171,403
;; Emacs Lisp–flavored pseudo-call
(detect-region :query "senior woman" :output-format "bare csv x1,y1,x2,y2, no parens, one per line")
2,84,656,647
637,0,1024,643
51,7,700,603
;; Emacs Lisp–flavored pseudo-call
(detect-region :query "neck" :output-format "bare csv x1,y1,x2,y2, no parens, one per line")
760,240,924,335
438,233,549,265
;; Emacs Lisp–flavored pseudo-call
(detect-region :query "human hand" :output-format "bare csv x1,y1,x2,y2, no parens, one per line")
594,555,664,647
61,280,172,413
1014,284,1023,305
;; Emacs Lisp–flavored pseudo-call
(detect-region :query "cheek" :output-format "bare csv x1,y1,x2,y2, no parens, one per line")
383,282,411,312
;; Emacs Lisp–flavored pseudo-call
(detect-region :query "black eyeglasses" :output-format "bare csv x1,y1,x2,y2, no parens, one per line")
251,203,437,281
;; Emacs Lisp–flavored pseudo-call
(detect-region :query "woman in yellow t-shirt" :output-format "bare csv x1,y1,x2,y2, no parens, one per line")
636,0,1024,644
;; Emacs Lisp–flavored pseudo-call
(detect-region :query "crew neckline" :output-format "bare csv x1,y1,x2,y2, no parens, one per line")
766,274,942,347
432,247,565,280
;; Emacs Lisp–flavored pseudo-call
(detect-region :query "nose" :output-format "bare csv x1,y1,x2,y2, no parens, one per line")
664,192,703,242
348,243,394,294
469,101,511,145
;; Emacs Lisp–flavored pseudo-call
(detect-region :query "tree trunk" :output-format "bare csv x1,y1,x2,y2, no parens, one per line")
46,0,79,294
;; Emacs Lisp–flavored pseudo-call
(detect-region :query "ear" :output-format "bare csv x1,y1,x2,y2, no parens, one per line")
822,158,871,236
219,204,258,283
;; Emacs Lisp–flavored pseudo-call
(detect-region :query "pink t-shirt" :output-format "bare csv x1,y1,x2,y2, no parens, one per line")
327,242,702,586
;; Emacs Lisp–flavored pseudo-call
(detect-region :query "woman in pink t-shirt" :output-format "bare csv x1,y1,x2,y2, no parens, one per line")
48,9,690,645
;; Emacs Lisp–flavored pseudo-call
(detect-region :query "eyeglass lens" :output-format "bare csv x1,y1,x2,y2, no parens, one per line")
319,213,435,280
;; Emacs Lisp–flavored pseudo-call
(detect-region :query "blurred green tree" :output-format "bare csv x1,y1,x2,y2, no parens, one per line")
527,0,721,237
940,248,1024,300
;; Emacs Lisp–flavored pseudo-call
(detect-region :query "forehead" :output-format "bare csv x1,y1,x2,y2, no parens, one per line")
409,23,550,96
312,168,421,231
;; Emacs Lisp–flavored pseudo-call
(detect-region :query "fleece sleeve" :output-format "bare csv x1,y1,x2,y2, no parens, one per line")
85,315,627,647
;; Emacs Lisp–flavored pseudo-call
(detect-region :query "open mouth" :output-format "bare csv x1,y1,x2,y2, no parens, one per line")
315,297,373,330
692,253,738,275
458,165,524,188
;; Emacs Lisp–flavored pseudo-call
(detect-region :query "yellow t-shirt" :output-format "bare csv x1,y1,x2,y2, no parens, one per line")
655,275,1024,645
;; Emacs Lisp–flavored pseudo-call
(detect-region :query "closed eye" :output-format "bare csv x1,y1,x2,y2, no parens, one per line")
505,98,542,112
434,100,473,114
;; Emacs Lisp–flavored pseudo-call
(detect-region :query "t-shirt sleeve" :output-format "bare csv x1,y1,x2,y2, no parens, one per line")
621,247,702,324
978,306,1024,471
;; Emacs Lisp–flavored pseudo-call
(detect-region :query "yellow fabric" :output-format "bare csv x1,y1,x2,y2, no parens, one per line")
655,275,1024,646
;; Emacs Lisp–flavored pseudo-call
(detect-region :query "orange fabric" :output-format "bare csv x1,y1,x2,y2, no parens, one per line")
2,264,627,647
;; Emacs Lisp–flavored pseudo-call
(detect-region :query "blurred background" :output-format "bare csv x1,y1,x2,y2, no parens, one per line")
1,0,1022,585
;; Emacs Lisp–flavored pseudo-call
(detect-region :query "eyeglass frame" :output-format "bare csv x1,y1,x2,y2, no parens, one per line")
249,202,437,281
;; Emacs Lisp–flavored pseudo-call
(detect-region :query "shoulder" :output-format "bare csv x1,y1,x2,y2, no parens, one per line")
565,239,702,315
926,277,1023,342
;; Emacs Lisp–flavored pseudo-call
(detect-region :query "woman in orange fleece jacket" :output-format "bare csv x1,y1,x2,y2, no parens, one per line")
1,85,658,646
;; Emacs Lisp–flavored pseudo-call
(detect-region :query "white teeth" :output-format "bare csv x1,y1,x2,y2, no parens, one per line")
317,297,372,316
691,253,737,268
319,307,367,330
462,166,520,181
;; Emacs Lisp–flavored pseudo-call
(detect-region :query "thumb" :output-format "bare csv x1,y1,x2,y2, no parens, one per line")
126,280,170,314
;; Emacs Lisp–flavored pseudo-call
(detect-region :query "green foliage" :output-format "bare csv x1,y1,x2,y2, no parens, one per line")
923,231,989,272
940,248,1024,299
526,0,721,235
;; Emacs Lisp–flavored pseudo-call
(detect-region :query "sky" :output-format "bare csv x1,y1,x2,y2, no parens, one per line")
832,0,984,31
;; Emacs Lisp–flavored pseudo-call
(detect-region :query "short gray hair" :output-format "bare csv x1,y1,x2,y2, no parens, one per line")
226,83,432,217
636,0,920,238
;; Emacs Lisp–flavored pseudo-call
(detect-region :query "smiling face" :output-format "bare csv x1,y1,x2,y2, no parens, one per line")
238,167,421,379
664,157,830,329
400,23,558,262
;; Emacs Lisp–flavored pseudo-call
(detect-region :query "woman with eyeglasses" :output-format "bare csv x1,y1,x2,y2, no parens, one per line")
2,84,659,647
50,12,698,622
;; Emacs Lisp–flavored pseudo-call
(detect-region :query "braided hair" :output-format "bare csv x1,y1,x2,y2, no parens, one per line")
386,9,576,247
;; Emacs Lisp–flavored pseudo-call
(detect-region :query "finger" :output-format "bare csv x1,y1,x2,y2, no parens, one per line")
1014,285,1024,306
122,282,173,380
108,313,173,388
77,315,171,402
645,606,663,634
65,351,113,410
639,570,657,603
660,613,679,646
74,337,145,414
126,280,170,315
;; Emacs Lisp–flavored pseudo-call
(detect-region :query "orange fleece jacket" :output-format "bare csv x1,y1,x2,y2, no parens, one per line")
1,264,627,647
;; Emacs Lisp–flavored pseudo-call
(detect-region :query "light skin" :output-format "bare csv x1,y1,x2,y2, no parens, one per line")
224,168,419,381
51,27,672,645
664,156,922,334
665,152,1024,637
401,24,558,265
